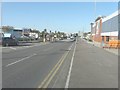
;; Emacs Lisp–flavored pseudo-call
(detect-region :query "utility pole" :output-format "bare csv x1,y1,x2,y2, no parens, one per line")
22,29,24,42
83,27,84,38
94,0,96,20
50,30,52,42
93,0,96,46
90,23,94,41
43,29,47,42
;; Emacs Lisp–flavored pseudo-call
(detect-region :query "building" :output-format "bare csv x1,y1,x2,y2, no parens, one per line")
2,27,23,39
2,26,30,38
29,32,39,40
101,11,118,43
23,28,31,37
91,16,104,42
91,10,119,47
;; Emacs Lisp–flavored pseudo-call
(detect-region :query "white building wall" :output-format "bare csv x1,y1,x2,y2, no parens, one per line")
101,31,118,36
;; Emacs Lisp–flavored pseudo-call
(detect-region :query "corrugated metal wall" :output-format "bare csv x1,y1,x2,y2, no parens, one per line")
102,15,118,33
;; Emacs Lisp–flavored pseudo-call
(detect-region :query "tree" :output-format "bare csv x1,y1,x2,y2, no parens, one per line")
31,29,40,33
44,29,46,32
57,31,61,38
42,29,47,42
2,26,14,32
83,32,88,37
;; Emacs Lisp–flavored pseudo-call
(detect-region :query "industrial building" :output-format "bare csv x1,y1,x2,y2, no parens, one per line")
91,10,119,48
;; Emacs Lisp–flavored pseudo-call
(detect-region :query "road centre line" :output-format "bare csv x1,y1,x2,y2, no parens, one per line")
43,49,69,88
51,42,74,88
65,39,77,88
5,53,37,67
38,54,64,88
43,43,74,88
38,42,74,88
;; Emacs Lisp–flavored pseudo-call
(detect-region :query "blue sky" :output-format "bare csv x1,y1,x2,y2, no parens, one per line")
2,2,118,33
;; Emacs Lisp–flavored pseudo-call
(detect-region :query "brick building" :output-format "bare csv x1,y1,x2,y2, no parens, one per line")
91,10,119,46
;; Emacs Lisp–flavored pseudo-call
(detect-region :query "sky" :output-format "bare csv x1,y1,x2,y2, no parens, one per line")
2,2,118,33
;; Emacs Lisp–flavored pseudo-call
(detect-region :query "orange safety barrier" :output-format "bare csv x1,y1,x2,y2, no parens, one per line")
108,40,120,49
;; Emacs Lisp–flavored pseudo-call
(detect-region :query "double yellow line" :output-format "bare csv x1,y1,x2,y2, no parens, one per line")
37,43,74,89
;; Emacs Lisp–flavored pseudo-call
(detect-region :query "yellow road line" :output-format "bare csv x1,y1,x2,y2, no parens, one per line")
38,43,74,89
43,51,69,88
38,51,67,88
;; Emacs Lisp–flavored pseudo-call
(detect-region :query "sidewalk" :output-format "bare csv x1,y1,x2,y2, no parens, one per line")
69,38,118,88
85,39,119,56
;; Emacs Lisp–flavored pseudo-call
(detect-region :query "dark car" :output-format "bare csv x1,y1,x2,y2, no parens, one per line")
2,37,18,46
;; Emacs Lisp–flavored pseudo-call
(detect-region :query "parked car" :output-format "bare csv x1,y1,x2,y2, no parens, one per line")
70,36,74,39
2,37,18,46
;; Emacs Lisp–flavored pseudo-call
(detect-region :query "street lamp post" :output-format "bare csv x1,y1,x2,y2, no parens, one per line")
90,22,94,45
43,29,47,42
22,29,24,42
50,30,52,42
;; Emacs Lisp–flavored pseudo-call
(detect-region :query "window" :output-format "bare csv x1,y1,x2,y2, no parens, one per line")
106,36,109,42
102,36,104,41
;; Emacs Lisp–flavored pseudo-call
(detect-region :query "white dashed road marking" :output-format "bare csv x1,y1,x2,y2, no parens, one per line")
6,53,37,67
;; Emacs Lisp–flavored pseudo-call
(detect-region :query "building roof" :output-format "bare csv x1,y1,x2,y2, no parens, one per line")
14,28,23,30
102,10,118,23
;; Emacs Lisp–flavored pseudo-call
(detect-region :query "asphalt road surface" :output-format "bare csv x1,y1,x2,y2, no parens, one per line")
2,38,118,88
2,40,74,88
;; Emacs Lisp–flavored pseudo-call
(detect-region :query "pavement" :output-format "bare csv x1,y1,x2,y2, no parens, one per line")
48,38,118,88
69,38,118,88
85,39,119,56
2,38,118,88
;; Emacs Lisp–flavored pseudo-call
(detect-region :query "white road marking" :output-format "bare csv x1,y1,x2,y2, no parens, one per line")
6,53,37,67
9,47,17,50
52,42,74,88
68,43,74,51
65,39,77,88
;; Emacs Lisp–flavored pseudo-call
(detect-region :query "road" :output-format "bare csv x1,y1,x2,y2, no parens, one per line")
2,40,74,88
2,38,118,89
